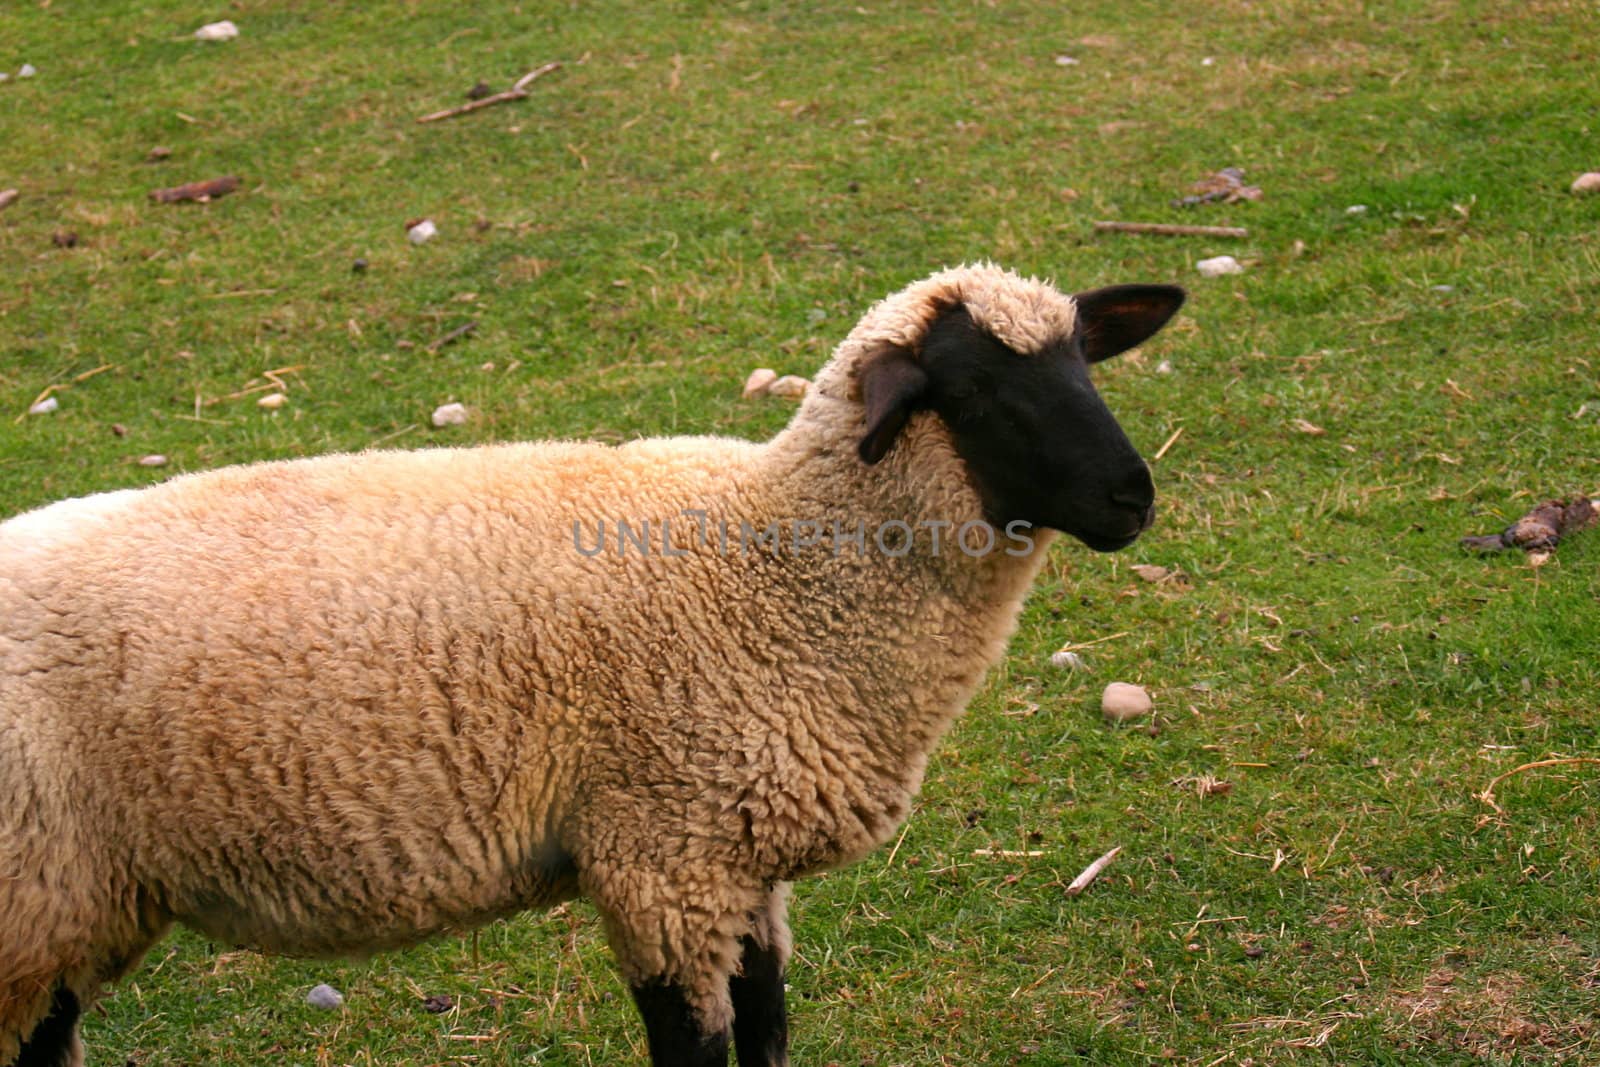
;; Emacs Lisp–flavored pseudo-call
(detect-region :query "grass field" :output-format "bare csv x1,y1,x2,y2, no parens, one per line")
3,1,1599,1064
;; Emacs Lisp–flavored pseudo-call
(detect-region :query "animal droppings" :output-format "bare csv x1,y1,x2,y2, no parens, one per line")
1196,255,1243,277
306,983,344,1010
743,368,778,399
1101,682,1153,724
407,219,438,244
431,402,470,427
1051,649,1087,671
765,375,810,398
193,21,239,42
1571,172,1600,195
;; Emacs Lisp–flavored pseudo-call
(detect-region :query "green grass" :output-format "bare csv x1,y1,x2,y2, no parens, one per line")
4,1,1600,1063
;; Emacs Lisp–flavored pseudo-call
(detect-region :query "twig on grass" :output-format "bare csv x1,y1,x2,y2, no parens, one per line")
1476,757,1600,813
1152,426,1184,462
416,62,562,123
427,319,478,353
149,176,241,203
1064,845,1121,897
1094,221,1249,238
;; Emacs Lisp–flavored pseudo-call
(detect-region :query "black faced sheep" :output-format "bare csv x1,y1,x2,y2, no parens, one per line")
0,264,1183,1067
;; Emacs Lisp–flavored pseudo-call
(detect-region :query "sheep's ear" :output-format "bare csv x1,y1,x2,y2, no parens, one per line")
857,345,929,465
1073,284,1187,363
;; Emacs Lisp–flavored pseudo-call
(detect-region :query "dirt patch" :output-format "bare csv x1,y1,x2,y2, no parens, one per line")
1385,965,1594,1059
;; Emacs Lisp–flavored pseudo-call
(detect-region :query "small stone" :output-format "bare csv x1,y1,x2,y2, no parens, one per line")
1054,55,1080,66
1571,172,1600,195
1196,255,1243,278
1050,649,1087,671
138,454,168,468
765,375,809,398
306,983,344,1010
28,396,59,415
18,63,37,78
466,80,494,100
193,21,239,42
1345,204,1368,215
257,393,287,410
147,145,172,162
431,402,470,427
406,218,438,245
52,230,78,249
110,423,128,437
1101,682,1153,724
421,994,454,1014
352,257,368,272
742,368,778,399
1155,360,1172,374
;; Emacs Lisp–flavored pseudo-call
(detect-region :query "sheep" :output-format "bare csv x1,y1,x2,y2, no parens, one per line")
0,263,1184,1067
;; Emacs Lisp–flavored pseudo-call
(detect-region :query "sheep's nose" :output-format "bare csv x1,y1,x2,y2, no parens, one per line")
1110,466,1155,513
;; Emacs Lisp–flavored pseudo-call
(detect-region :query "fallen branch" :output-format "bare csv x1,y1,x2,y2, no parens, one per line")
1095,221,1249,239
417,62,562,123
427,320,478,353
150,176,241,204
1064,845,1121,897
1476,757,1600,813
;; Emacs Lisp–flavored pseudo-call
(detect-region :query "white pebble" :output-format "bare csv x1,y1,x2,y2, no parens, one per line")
407,219,438,245
193,21,239,41
1345,204,1368,215
1201,56,1216,66
1101,682,1153,724
306,983,344,1010
431,402,469,427
18,63,37,78
138,454,168,468
1054,55,1080,66
742,368,778,399
1196,255,1243,278
1051,649,1087,671
765,375,809,398
1155,360,1173,374
1571,172,1600,195
28,396,59,415
257,392,287,410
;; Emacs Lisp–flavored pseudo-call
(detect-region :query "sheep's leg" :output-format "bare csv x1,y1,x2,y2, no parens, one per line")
12,986,82,1067
729,934,788,1067
730,883,791,1067
630,979,731,1066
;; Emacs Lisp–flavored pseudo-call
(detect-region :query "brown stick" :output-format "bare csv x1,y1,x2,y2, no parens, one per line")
150,176,241,203
416,62,562,123
1476,757,1600,813
1065,845,1121,896
1095,221,1249,238
427,320,478,353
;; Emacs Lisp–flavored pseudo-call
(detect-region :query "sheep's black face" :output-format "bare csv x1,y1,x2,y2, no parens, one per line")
858,284,1185,552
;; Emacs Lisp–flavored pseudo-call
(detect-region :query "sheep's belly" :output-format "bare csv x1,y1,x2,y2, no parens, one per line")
169,840,580,958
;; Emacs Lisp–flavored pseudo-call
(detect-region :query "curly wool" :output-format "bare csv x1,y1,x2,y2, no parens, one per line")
1,264,1074,1061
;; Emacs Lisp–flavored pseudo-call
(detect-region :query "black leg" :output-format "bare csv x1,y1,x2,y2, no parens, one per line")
730,935,789,1067
630,978,730,1067
15,986,80,1067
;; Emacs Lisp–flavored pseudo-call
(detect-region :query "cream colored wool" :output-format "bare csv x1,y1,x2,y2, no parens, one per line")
0,265,1077,1063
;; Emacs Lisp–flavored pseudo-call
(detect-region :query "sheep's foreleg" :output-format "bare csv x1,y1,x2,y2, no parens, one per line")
729,933,788,1067
630,979,731,1066
11,985,83,1067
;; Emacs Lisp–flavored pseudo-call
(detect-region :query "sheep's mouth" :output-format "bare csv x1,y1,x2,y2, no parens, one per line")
1073,505,1155,553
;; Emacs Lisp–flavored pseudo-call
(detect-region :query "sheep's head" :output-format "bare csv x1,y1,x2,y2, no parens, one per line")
839,265,1184,552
